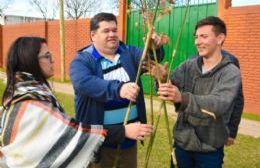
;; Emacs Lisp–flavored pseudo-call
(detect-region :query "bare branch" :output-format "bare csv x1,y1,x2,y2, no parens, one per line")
64,0,99,20
0,0,14,16
30,0,58,20
111,0,119,11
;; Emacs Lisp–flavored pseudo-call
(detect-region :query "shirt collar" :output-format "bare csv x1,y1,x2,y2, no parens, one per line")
92,45,122,60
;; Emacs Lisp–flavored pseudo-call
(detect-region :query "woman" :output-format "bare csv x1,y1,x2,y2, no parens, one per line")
0,37,152,167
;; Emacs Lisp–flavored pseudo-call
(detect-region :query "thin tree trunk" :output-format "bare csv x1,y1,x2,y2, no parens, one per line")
59,0,65,82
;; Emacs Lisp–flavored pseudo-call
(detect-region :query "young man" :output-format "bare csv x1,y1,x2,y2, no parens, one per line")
69,13,164,168
157,16,241,168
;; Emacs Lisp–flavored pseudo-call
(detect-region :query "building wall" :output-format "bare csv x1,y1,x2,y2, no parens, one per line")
0,15,45,25
0,12,125,80
2,22,47,68
219,0,260,114
0,17,4,25
46,19,91,79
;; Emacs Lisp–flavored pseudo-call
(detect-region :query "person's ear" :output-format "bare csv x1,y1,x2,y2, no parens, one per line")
90,31,96,42
217,33,226,45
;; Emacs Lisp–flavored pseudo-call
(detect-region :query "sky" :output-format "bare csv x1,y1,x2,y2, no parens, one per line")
3,0,260,18
3,0,28,16
232,0,260,7
3,0,118,18
4,0,55,18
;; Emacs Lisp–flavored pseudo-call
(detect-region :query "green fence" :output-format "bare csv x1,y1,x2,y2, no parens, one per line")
126,0,217,94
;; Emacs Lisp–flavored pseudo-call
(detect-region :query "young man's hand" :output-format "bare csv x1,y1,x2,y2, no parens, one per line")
225,137,235,146
158,81,182,103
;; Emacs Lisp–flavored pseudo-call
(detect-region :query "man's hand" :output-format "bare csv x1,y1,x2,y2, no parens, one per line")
119,82,140,102
225,137,235,146
151,31,163,49
143,60,168,82
158,81,182,103
143,29,168,49
125,122,153,140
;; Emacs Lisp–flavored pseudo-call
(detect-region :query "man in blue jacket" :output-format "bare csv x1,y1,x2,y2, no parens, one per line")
69,12,164,168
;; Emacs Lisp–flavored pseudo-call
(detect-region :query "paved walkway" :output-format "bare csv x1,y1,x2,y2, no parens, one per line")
0,72,260,138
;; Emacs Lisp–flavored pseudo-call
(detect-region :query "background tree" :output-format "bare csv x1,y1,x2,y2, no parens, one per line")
58,0,66,82
108,0,119,14
64,0,99,20
29,0,58,20
0,0,13,16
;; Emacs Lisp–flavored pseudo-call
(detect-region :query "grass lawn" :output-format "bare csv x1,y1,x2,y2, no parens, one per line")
242,113,260,122
0,81,259,167
137,114,260,168
0,81,75,115
54,91,75,117
40,92,260,168
0,80,5,103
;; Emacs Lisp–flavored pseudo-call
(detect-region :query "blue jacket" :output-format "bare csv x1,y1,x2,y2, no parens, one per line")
70,42,164,125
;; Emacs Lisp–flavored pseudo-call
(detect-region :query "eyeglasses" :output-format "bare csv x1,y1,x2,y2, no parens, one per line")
39,52,53,62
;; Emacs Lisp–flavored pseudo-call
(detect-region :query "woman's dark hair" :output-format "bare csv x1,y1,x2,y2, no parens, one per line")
90,12,117,32
2,36,48,107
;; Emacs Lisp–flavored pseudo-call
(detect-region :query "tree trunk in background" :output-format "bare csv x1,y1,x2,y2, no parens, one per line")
59,0,65,82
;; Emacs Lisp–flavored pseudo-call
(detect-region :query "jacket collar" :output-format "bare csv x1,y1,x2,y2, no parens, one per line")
79,41,126,60
196,52,233,76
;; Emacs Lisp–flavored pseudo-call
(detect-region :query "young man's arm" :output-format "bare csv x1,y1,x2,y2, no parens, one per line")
222,50,244,139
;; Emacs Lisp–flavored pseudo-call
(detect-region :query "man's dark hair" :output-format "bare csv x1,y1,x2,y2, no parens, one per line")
195,16,227,36
2,36,49,107
90,12,117,31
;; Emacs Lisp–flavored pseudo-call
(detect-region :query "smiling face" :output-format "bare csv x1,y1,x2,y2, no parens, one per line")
38,43,54,79
195,25,225,58
91,21,119,55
